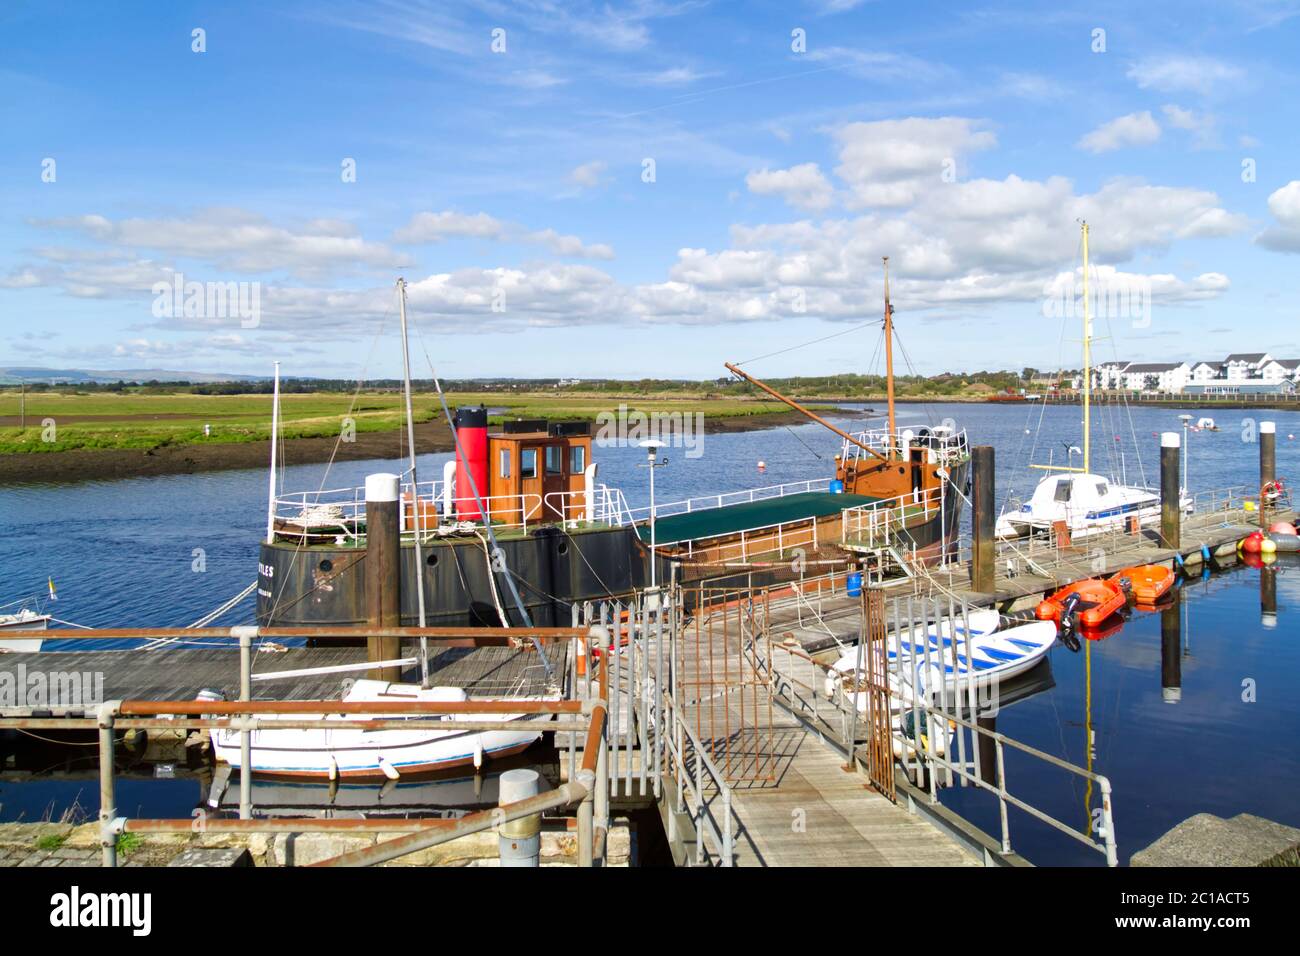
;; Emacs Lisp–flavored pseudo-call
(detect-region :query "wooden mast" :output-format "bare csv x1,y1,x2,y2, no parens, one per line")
723,363,890,463
883,257,897,447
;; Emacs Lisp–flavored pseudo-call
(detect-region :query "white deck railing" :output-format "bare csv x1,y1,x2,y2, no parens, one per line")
272,479,629,541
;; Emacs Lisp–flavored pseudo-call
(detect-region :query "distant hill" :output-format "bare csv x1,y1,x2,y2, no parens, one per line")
0,367,266,385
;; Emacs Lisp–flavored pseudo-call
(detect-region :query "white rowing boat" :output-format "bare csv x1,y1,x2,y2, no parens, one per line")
828,616,1057,707
202,680,551,779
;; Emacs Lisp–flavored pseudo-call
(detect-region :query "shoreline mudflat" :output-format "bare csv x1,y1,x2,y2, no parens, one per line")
0,408,854,484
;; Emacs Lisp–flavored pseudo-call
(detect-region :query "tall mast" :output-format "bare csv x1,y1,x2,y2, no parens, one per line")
1081,221,1091,473
883,257,897,453
397,278,430,687
264,360,280,544
723,363,889,463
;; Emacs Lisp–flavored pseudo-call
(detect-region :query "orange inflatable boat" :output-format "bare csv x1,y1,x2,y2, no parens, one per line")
1036,577,1127,629
1109,564,1175,605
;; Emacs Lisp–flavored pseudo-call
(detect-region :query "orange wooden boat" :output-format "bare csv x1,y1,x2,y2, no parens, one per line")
1036,577,1127,629
1108,564,1175,605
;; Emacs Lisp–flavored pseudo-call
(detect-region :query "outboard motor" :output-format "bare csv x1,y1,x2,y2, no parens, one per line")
1058,592,1083,650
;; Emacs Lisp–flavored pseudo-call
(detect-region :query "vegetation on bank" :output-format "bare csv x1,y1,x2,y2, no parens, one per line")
9,368,1055,398
0,388,841,455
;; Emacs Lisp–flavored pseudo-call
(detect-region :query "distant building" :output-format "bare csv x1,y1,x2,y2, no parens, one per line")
1223,353,1272,384
1119,362,1190,393
1086,353,1300,395
1184,381,1297,397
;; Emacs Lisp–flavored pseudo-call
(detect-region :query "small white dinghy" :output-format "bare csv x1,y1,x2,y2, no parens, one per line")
824,608,1002,697
202,680,551,780
828,615,1057,709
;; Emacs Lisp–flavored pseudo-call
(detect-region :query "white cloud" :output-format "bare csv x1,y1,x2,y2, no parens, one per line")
1161,104,1219,148
998,71,1064,101
1076,111,1161,153
745,163,834,211
393,211,505,242
630,66,715,86
807,47,951,85
1255,180,1300,252
1127,55,1245,95
568,160,608,189
4,116,1247,352
36,209,405,279
833,117,997,208
394,210,614,259
526,228,615,260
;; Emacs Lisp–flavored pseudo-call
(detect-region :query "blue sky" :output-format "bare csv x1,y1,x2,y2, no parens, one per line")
3,0,1300,381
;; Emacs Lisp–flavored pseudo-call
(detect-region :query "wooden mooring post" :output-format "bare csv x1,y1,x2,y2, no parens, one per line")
1260,420,1276,528
365,472,403,681
1160,432,1180,550
970,445,995,594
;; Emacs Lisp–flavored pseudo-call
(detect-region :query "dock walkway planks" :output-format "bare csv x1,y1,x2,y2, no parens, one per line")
0,642,567,706
679,619,976,867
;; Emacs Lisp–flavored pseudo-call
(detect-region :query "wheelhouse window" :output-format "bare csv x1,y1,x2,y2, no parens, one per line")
1096,481,1109,497
520,449,537,479
545,445,564,475
499,449,511,479
570,445,586,473
1053,479,1072,503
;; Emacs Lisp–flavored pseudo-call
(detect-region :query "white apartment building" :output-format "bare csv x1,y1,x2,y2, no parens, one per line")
1119,362,1190,393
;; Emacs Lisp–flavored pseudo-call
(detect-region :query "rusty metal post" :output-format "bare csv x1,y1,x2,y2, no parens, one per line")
1260,420,1276,527
235,625,255,818
1160,432,1181,550
970,445,995,593
365,473,403,681
497,769,541,866
576,768,595,867
97,702,119,867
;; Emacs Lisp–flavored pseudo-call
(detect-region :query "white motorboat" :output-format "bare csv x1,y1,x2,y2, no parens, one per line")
0,608,51,653
994,472,1192,541
202,680,551,779
996,221,1194,541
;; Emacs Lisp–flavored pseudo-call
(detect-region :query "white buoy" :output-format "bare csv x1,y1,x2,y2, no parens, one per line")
757,460,766,471
377,756,400,781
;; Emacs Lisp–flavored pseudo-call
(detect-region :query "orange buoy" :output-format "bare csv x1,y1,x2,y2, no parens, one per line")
1242,531,1265,553
1268,521,1297,536
1109,564,1174,605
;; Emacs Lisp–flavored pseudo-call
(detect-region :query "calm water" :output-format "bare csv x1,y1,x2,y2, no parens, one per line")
2,401,1298,861
940,557,1300,866
3,401,1295,631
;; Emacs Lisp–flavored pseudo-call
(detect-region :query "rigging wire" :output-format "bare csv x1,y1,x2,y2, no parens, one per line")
733,318,879,367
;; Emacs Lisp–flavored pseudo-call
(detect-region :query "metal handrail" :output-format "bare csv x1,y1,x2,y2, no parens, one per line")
662,695,735,866
618,477,833,525
748,591,1120,866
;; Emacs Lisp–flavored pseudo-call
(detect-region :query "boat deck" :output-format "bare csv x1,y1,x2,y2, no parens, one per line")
637,491,880,545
